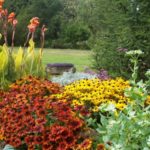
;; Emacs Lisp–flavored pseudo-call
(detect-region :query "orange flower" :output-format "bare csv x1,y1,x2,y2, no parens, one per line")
57,141,68,150
0,128,4,140
0,5,2,12
77,139,92,150
42,143,53,150
0,0,4,6
8,12,15,23
1,9,8,16
28,17,40,33
68,118,83,131
30,17,40,26
96,144,105,150
27,24,36,33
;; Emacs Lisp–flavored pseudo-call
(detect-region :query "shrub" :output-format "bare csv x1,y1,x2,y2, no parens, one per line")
51,72,97,86
92,37,130,78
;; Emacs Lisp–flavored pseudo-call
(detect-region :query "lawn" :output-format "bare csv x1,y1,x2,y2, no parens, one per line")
41,48,92,71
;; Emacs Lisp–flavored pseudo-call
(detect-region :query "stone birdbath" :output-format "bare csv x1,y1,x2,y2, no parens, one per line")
45,63,76,76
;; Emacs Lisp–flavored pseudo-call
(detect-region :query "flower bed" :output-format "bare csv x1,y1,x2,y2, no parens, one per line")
59,78,130,112
0,0,149,149
0,76,100,150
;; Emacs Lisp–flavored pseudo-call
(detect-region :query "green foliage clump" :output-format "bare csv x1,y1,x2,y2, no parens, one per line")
0,39,44,89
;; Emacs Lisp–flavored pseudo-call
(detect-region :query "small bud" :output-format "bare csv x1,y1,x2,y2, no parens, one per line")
13,19,18,26
41,25,48,33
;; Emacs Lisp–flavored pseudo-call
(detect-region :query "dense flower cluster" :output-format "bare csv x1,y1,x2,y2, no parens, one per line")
0,76,93,149
61,78,130,112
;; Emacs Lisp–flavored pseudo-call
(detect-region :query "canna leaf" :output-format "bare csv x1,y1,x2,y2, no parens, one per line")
0,44,8,72
27,39,35,54
14,47,23,71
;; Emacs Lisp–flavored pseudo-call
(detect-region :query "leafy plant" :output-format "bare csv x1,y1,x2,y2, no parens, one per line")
0,1,47,89
84,50,150,150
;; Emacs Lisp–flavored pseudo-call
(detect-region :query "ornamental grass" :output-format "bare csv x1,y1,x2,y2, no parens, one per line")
0,76,94,150
60,78,131,112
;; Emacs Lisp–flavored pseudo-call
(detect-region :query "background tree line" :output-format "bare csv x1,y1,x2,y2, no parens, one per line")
2,0,150,78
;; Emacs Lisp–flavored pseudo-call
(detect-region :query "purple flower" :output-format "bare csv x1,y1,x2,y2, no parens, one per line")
97,69,110,80
84,66,96,75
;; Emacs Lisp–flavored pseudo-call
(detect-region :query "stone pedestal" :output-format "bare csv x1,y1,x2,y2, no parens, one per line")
46,63,76,76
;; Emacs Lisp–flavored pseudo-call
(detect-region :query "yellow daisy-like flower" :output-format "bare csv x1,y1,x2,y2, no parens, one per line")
115,103,126,110
146,96,150,105
61,78,130,112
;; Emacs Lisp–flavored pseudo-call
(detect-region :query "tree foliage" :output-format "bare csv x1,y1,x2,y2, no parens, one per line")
2,0,150,77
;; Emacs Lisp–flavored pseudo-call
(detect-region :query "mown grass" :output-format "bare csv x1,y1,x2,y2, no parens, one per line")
41,48,92,71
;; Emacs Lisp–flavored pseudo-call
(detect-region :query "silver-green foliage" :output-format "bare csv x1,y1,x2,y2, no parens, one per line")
51,72,97,85
94,103,150,150
3,145,15,150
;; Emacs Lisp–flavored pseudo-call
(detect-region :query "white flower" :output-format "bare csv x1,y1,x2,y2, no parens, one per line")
126,50,144,56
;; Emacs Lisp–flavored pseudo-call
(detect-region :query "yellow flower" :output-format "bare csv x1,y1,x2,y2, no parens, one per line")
146,96,150,105
92,106,99,112
115,103,126,110
61,78,130,112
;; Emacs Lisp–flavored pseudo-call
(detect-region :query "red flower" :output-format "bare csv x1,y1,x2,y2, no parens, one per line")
0,0,4,6
60,129,70,138
57,141,68,150
68,118,83,131
34,135,43,145
66,136,76,146
10,137,22,148
24,135,34,144
28,144,35,150
42,143,53,150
